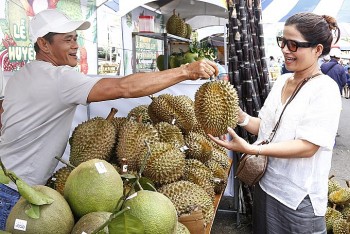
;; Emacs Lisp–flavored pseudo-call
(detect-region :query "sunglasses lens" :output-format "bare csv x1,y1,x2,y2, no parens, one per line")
277,37,284,48
287,41,298,52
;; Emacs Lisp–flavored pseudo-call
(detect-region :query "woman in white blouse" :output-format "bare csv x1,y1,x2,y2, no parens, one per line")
210,12,342,234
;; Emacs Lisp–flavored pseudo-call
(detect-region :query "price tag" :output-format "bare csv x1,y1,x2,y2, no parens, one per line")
95,162,107,174
122,165,128,173
180,145,189,152
14,219,27,231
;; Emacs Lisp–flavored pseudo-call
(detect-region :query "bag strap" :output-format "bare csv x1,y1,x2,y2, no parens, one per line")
265,72,322,143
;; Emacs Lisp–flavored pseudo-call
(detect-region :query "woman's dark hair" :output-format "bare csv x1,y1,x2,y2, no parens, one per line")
285,12,340,55
33,32,59,52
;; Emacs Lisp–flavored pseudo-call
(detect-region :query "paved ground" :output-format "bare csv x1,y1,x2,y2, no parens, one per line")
210,97,350,234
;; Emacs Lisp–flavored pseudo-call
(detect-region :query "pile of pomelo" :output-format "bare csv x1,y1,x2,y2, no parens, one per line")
4,159,186,234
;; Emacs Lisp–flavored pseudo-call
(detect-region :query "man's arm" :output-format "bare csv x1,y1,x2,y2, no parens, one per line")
87,60,218,102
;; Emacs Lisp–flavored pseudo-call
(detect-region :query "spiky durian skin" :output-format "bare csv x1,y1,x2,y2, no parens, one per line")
116,120,159,172
148,94,197,134
185,132,213,163
127,105,152,124
176,221,191,234
205,160,228,194
329,178,343,195
329,188,350,205
46,166,72,195
142,142,186,186
158,180,214,225
211,148,230,170
326,207,343,231
342,206,350,220
333,218,350,234
69,117,116,166
155,122,185,148
183,159,215,199
194,81,239,136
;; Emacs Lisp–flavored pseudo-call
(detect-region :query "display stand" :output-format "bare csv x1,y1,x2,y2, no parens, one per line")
131,32,191,73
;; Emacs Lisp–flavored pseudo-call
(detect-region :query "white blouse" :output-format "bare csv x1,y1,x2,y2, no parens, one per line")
258,73,342,216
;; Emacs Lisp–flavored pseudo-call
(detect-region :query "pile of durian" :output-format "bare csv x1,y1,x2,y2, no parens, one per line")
326,176,350,234
47,80,239,227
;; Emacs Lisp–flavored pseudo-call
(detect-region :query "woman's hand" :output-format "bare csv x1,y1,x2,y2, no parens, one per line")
208,127,256,154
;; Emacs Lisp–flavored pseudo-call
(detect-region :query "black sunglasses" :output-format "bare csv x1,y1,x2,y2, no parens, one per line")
276,37,316,52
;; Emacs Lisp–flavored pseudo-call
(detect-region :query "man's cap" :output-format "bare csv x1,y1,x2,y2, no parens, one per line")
329,48,342,59
29,9,91,43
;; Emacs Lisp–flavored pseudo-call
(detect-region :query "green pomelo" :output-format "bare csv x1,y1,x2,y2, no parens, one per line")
71,211,112,234
124,190,178,234
156,55,166,71
64,159,123,218
182,52,198,64
6,185,74,234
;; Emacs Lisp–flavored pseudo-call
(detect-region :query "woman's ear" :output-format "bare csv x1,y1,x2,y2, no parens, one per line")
315,44,324,57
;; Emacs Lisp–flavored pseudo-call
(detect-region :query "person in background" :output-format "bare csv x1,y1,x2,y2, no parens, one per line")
344,67,350,99
209,12,341,234
321,48,347,95
0,9,218,230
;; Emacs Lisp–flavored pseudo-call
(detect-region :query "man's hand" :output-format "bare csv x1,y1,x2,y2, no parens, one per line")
183,59,219,80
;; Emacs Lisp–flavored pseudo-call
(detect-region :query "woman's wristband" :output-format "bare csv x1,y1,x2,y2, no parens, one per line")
237,114,250,127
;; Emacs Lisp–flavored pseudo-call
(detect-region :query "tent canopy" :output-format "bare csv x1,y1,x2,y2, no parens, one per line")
262,0,350,23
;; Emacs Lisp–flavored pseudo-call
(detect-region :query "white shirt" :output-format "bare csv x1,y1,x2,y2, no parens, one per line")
0,61,101,187
258,73,341,216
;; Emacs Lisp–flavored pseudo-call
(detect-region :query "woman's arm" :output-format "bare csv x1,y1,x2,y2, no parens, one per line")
209,127,319,158
237,108,261,135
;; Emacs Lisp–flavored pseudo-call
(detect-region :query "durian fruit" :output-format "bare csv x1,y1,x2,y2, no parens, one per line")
69,108,117,166
185,23,192,39
176,15,187,38
211,148,230,171
46,166,73,195
326,206,343,231
185,131,213,163
333,218,350,234
148,94,197,134
342,206,350,220
329,188,350,205
159,180,214,225
329,177,343,195
176,221,191,234
127,105,152,124
183,159,215,199
142,142,186,186
205,160,228,194
155,122,185,149
166,10,180,35
116,119,159,171
194,80,239,136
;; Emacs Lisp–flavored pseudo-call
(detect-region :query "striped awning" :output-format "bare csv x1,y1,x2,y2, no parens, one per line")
262,0,350,23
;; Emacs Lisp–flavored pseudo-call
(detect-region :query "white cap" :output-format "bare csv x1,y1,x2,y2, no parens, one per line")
329,48,342,59
29,9,90,43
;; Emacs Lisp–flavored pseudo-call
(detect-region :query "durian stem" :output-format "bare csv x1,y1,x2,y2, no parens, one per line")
106,107,118,121
54,156,76,169
91,206,130,234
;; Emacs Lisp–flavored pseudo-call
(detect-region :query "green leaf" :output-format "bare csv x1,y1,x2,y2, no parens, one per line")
138,177,156,191
25,204,40,219
108,213,144,234
16,179,54,205
0,169,10,184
